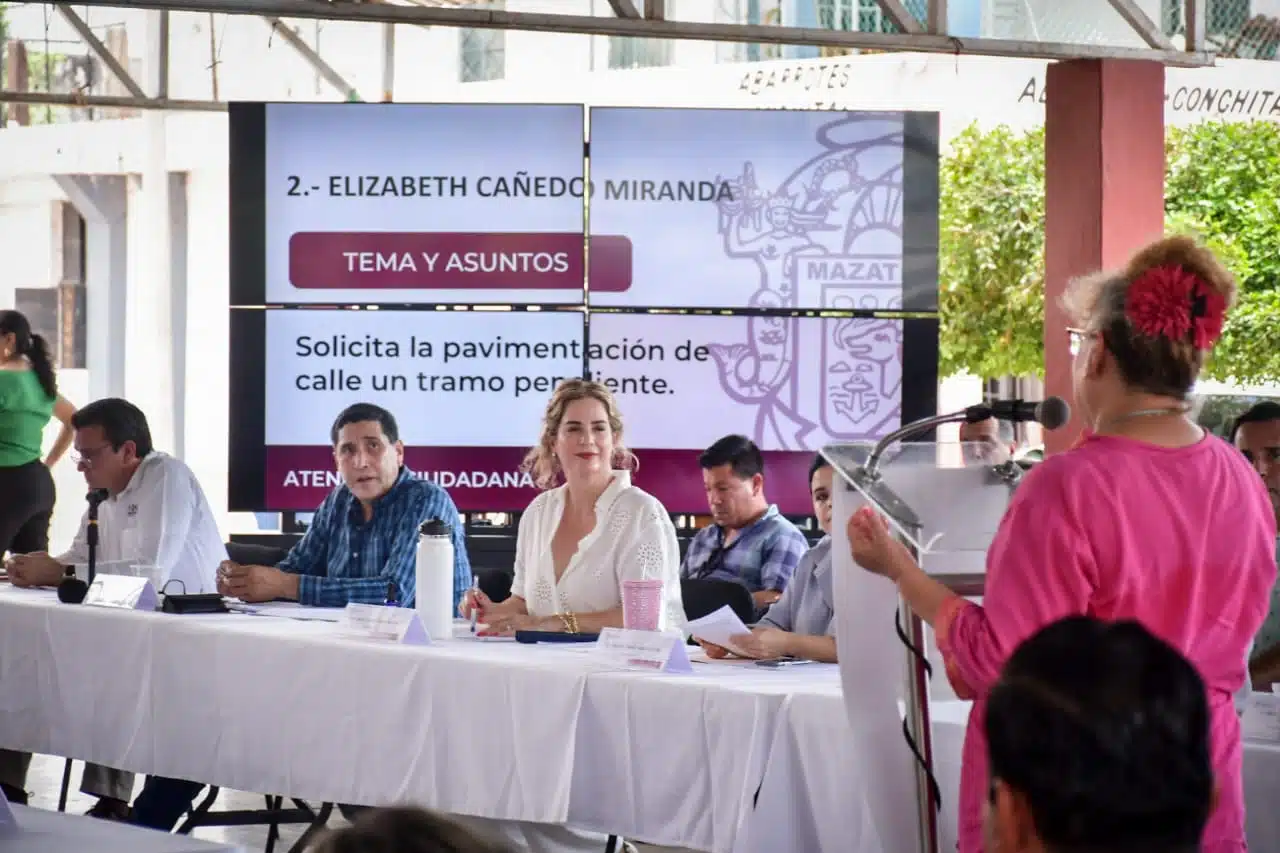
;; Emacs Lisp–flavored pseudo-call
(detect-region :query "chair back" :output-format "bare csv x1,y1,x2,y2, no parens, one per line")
680,577,755,624
225,541,290,568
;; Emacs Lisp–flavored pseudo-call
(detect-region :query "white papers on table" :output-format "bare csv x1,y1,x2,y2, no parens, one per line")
687,605,754,658
225,601,345,622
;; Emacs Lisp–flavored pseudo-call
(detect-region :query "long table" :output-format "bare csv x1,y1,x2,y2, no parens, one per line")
4,586,1280,853
0,588,832,852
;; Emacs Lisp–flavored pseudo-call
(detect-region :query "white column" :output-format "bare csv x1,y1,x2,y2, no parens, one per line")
184,163,235,534
54,175,128,402
125,10,175,452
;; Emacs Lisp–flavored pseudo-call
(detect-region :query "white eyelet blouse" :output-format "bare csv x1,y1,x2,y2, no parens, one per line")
511,471,687,634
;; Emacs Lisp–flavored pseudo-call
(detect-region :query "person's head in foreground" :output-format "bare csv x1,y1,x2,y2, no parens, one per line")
1064,235,1235,432
984,616,1214,853
522,378,633,490
311,806,513,853
330,403,405,506
1230,401,1280,522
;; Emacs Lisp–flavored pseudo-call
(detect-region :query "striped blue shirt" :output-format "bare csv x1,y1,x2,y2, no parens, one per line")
679,504,809,593
278,467,470,609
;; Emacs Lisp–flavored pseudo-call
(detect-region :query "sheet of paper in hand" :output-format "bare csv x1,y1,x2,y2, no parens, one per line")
686,605,755,658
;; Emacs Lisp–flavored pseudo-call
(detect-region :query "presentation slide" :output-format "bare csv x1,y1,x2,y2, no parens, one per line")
262,102,600,305
586,311,908,514
588,312,904,451
262,308,585,510
588,108,936,311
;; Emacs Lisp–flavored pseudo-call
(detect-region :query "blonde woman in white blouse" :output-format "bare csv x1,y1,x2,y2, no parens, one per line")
461,379,685,636
454,380,683,853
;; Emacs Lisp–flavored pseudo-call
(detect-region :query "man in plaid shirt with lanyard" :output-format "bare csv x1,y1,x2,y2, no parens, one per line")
680,435,810,613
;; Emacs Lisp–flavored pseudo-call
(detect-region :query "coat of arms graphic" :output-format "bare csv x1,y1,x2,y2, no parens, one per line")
707,113,906,450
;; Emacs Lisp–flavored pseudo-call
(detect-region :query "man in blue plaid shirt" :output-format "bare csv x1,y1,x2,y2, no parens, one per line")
680,434,809,612
217,402,470,610
149,403,470,832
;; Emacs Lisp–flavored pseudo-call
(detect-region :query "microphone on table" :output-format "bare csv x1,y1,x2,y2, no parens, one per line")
57,488,109,605
963,396,1072,430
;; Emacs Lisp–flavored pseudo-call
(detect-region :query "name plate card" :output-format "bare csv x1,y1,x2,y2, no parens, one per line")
84,574,158,611
339,603,430,646
595,628,692,673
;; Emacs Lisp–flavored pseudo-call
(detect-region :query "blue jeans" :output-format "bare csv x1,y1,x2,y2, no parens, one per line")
131,777,206,831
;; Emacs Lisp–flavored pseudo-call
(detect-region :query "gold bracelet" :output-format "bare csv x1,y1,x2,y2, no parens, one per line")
559,612,575,634
559,610,579,634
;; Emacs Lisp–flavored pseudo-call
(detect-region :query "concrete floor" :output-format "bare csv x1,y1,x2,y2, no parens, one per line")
20,753,694,852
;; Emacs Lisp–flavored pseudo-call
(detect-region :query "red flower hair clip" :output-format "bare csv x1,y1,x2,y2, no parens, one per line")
1125,265,1226,349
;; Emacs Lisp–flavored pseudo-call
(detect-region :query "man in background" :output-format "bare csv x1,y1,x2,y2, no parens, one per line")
1234,401,1280,690
128,404,472,832
680,434,809,612
958,415,1018,465
2,398,225,816
217,402,470,610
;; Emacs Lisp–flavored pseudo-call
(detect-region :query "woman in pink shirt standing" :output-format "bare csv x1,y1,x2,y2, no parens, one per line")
850,235,1278,853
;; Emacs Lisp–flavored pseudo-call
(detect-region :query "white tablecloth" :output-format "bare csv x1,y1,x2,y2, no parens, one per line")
0,588,836,852
7,586,1279,853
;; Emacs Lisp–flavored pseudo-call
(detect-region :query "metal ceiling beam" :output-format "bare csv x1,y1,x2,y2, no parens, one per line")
62,0,1216,66
644,0,665,20
0,89,227,111
873,0,924,35
926,0,946,35
381,23,395,102
1184,0,1206,51
607,0,640,19
1105,0,1177,51
54,3,147,98
156,9,169,97
262,16,364,101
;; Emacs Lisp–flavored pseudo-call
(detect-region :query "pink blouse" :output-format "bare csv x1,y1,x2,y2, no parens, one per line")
938,433,1278,853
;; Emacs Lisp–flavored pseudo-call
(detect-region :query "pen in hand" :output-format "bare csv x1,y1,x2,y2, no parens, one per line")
469,574,480,633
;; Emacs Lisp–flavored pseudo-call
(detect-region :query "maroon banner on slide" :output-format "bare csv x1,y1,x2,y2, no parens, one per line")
288,232,632,292
264,445,818,515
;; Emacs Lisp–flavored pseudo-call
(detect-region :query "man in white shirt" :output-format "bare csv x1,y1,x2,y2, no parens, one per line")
2,397,225,817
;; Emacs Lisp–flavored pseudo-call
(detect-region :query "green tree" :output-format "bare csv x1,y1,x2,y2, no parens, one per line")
938,119,1280,384
938,124,1045,379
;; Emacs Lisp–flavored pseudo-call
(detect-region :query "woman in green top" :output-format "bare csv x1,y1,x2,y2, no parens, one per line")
0,310,76,560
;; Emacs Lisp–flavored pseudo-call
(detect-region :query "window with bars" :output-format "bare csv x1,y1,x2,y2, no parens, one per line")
1161,0,1252,39
715,1,784,62
816,0,928,33
458,2,505,83
608,36,673,68
609,0,675,68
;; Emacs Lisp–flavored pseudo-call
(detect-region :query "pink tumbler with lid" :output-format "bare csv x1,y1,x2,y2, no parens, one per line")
622,579,664,631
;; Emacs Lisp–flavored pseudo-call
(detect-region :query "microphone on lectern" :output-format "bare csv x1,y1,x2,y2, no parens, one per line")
56,488,109,605
964,396,1071,430
862,396,1072,481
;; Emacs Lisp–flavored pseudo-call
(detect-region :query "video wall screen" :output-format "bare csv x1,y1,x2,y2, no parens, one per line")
228,102,941,515
588,107,938,312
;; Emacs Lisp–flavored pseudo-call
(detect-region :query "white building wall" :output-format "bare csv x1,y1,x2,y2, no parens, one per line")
0,179,58,312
